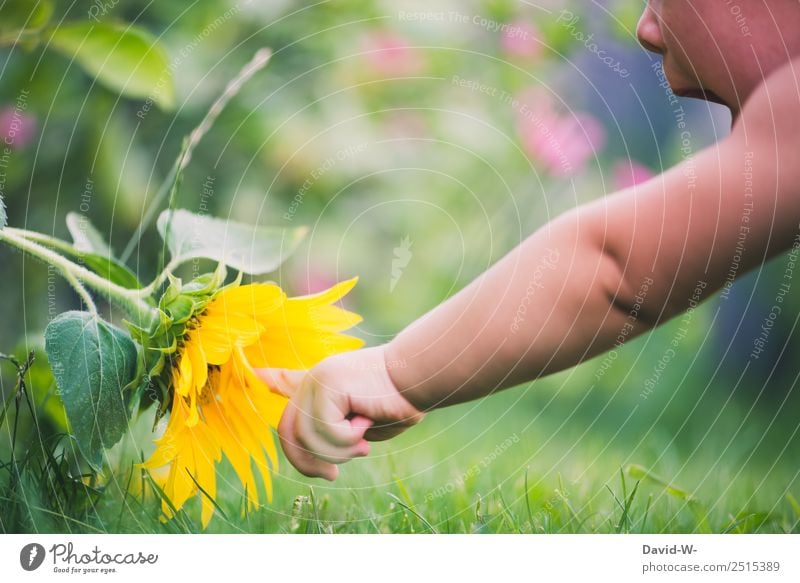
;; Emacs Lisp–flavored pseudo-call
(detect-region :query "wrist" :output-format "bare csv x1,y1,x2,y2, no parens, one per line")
383,338,432,413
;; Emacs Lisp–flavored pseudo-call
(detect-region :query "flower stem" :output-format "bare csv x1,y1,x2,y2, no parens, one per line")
11,228,180,300
61,269,98,315
10,228,174,299
4,229,99,313
120,48,273,262
0,228,157,326
10,228,91,258
139,257,181,296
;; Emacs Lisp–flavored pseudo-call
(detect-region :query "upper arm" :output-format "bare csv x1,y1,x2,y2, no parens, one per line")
582,58,800,325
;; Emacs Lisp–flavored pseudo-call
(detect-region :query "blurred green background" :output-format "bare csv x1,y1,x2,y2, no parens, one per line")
1,0,798,533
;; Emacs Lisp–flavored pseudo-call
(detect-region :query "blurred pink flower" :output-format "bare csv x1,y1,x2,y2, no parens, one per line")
0,106,37,149
501,21,541,60
362,31,423,77
612,159,655,189
517,95,606,176
291,265,339,296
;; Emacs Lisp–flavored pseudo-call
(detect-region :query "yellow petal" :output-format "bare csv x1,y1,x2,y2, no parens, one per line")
246,328,364,369
186,338,208,394
293,276,358,305
198,330,234,365
202,314,263,336
186,390,199,427
174,351,193,396
203,400,260,508
208,283,285,318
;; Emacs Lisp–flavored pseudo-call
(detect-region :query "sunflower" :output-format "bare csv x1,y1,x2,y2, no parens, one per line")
141,277,364,527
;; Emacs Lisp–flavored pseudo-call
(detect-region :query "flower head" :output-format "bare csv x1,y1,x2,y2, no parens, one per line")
361,30,423,77
141,276,363,527
0,106,37,150
515,90,606,176
501,21,542,60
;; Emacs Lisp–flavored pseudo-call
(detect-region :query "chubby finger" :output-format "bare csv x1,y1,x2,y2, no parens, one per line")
295,387,370,464
255,367,306,398
278,400,339,480
364,425,408,441
309,385,373,448
362,411,425,441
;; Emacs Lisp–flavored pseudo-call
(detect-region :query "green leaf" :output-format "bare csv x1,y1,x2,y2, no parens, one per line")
44,311,138,470
0,0,53,36
82,252,143,290
50,246,142,290
57,214,143,289
0,194,6,230
157,209,307,275
49,22,175,110
625,464,695,502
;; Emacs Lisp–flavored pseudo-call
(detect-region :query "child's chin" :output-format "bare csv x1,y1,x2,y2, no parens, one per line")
674,87,728,106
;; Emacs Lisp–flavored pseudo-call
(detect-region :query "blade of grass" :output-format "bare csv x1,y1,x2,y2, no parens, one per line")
640,494,653,533
349,489,380,534
142,471,191,533
185,468,231,526
496,488,521,533
626,464,696,502
115,462,136,532
387,492,437,534
0,496,105,533
524,468,534,530
308,486,322,534
615,480,640,534
721,513,757,534
787,493,800,532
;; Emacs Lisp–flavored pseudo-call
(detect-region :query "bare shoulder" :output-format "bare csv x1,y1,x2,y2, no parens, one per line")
733,57,800,144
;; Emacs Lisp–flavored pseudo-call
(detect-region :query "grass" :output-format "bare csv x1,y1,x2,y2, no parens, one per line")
3,302,800,535
2,357,799,535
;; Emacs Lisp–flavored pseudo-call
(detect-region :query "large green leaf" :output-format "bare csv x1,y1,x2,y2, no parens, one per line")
44,311,137,470
157,209,307,275
49,22,175,110
0,0,53,36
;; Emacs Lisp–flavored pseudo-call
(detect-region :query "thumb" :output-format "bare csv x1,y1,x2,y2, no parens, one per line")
254,368,307,398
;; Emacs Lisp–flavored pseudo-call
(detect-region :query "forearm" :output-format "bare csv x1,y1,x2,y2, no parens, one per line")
385,208,647,410
386,119,800,412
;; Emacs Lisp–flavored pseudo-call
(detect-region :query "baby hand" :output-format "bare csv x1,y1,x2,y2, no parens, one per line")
256,345,424,480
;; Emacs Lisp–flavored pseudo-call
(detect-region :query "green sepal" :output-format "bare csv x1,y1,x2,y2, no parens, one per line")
123,265,230,423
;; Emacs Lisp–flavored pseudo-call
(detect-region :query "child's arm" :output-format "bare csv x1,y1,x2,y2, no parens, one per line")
392,62,800,410
259,59,800,479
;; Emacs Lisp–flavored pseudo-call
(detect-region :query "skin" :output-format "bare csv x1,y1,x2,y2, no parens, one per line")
258,1,800,480
637,0,800,117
